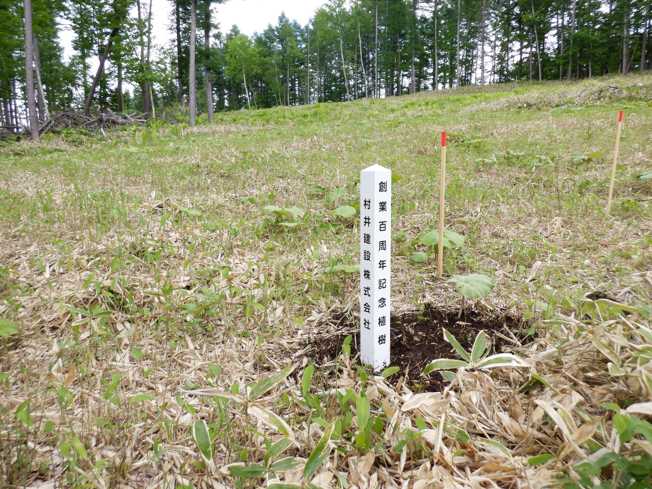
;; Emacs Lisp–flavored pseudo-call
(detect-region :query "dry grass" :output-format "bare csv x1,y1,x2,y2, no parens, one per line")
1,74,652,488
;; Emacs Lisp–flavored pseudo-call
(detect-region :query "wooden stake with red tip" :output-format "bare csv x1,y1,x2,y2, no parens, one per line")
438,131,447,278
606,111,623,216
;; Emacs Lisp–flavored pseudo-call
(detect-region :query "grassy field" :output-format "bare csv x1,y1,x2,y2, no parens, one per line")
1,74,652,489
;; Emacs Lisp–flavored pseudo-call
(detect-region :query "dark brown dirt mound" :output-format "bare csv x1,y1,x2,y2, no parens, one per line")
307,304,534,392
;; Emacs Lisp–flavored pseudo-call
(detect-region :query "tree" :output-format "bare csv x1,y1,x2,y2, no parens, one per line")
23,0,38,139
189,0,197,125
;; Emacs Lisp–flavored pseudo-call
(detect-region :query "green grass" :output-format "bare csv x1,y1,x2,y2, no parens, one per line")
1,73,652,488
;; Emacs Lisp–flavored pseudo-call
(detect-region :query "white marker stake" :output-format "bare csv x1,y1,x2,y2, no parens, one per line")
360,164,391,371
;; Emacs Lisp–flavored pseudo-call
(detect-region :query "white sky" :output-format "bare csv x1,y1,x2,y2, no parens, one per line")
60,0,328,61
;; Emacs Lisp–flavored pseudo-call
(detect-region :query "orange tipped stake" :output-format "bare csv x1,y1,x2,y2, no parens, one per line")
438,131,447,278
606,111,623,216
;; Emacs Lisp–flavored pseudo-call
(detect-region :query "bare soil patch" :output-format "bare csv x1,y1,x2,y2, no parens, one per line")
308,305,534,391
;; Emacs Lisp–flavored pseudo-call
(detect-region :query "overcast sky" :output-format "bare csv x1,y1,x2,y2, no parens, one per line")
60,0,328,61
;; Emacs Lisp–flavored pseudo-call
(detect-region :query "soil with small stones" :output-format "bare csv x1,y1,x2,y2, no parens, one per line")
308,305,534,392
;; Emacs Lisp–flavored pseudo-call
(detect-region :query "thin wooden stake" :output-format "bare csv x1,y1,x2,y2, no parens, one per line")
606,111,623,216
438,131,447,278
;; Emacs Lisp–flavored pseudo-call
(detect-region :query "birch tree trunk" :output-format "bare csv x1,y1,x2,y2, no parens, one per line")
358,20,368,98
84,28,119,116
33,36,49,121
622,7,630,74
204,1,214,122
189,0,197,126
567,0,576,81
455,0,461,87
434,0,438,90
531,0,541,81
480,0,486,85
176,1,185,108
375,1,378,97
23,0,38,139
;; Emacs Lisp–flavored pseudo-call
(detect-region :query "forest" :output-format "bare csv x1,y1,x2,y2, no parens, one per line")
2,0,652,136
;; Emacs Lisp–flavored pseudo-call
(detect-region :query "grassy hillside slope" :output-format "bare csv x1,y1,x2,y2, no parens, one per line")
1,74,652,488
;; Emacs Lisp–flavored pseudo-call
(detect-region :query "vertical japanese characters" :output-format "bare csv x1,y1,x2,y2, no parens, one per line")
360,165,391,370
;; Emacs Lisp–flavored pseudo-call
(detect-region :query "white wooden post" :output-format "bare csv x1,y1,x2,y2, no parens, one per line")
360,164,391,370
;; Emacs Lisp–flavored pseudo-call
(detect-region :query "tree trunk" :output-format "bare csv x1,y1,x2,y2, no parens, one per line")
410,0,416,94
189,0,197,126
375,1,379,97
559,10,565,81
528,28,533,81
243,62,251,109
339,37,350,99
137,0,150,116
147,0,155,118
204,1,214,121
176,1,185,108
531,0,541,81
641,16,648,73
433,0,438,90
358,20,368,98
84,28,120,116
117,62,124,112
567,0,576,81
623,7,630,74
23,0,38,139
455,0,461,87
480,0,486,85
306,27,310,104
33,36,49,121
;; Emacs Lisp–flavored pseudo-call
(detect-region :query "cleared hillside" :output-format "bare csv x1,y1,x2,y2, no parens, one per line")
1,74,652,488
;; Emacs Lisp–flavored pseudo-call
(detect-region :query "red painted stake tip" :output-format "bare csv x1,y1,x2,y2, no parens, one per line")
442,131,447,147
619,111,623,122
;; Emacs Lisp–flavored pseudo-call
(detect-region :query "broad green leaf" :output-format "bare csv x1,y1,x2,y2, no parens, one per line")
302,365,314,398
478,438,511,456
71,436,88,459
128,394,155,403
411,251,428,263
248,405,295,440
476,353,529,369
265,438,292,467
327,187,346,203
249,365,293,400
44,420,54,433
131,348,143,359
333,205,356,218
286,207,304,217
595,299,638,314
443,329,471,361
520,373,561,395
417,230,440,247
356,395,370,430
263,205,283,214
193,420,212,461
423,359,468,374
270,456,303,472
528,454,555,466
585,152,605,160
303,423,334,480
447,274,494,300
227,463,268,478
381,366,400,378
0,319,19,337
608,363,627,376
470,331,487,363
443,230,465,247
279,222,299,227
639,171,652,180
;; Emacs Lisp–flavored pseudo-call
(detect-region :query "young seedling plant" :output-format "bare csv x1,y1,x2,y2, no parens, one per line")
447,273,494,319
423,329,529,375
